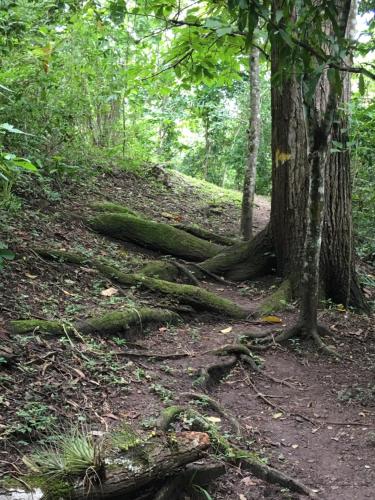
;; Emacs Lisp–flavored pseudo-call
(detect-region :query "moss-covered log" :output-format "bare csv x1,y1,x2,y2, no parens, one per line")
90,201,140,217
141,260,180,281
10,308,180,337
35,247,248,318
200,225,276,281
86,212,223,261
173,223,238,246
16,432,210,500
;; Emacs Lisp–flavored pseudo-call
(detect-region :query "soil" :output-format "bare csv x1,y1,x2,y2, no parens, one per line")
0,168,374,500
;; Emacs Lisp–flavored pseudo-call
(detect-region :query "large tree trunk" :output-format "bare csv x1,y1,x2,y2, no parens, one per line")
268,0,366,310
240,46,261,240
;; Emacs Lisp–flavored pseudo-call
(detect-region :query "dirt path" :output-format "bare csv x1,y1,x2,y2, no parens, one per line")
0,169,374,499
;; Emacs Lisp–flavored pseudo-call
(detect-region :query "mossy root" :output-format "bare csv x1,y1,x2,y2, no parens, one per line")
34,247,248,318
10,308,180,337
86,212,223,261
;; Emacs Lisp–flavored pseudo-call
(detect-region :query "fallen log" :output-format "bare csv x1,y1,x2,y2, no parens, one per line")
86,212,223,261
10,308,180,337
34,248,248,318
18,432,210,500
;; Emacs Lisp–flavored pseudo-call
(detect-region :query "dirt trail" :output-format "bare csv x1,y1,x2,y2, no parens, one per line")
0,169,374,499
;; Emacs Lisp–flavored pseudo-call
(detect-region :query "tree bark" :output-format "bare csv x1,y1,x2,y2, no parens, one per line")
241,46,261,240
268,0,367,311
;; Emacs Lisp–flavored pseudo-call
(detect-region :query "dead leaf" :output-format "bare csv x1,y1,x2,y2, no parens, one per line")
206,416,221,423
220,326,232,334
241,477,257,486
272,412,284,420
72,368,86,379
25,273,37,279
101,287,118,297
260,315,282,324
62,289,74,296
239,494,247,500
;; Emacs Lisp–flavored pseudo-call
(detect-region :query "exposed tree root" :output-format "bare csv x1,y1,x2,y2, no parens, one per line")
242,322,341,358
34,247,248,318
90,200,140,217
181,392,241,436
173,223,238,246
86,211,223,261
190,262,236,285
9,308,180,338
158,407,316,497
196,355,238,388
199,225,276,281
257,279,293,315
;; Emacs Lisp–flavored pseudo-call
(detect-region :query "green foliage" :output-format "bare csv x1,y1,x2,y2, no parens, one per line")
23,430,102,480
350,91,375,258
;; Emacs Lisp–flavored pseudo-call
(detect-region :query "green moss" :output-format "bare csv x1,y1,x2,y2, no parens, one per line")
258,279,292,315
87,212,222,261
122,273,247,318
9,319,68,335
90,201,140,217
141,260,179,281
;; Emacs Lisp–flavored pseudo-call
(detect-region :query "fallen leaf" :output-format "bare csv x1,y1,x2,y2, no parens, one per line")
206,416,221,423
272,412,284,420
72,368,86,379
260,315,282,324
241,477,257,486
25,273,37,279
220,326,232,334
62,289,74,296
101,287,118,297
291,444,299,449
239,495,247,500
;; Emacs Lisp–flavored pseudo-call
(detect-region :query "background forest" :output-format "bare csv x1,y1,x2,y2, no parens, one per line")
0,0,372,260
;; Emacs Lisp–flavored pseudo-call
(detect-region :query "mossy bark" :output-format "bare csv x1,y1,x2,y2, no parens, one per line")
257,279,292,315
10,308,180,337
200,225,276,281
86,212,223,261
69,432,210,499
35,247,248,318
90,201,140,217
141,260,180,281
173,223,238,246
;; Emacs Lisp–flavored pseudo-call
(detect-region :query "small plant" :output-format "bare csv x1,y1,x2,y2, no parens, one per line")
111,423,142,452
23,430,103,482
150,383,173,403
11,401,58,437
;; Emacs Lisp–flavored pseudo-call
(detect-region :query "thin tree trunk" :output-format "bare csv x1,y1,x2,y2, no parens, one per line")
241,46,260,240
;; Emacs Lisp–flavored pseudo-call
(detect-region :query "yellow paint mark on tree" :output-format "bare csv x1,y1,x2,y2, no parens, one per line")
276,149,292,167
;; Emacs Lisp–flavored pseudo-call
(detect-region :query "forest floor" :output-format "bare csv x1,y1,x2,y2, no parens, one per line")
0,167,374,500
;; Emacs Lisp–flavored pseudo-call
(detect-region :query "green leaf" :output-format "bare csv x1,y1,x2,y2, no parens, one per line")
0,123,28,134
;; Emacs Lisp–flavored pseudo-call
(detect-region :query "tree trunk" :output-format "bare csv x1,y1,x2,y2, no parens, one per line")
241,46,261,240
268,0,366,310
